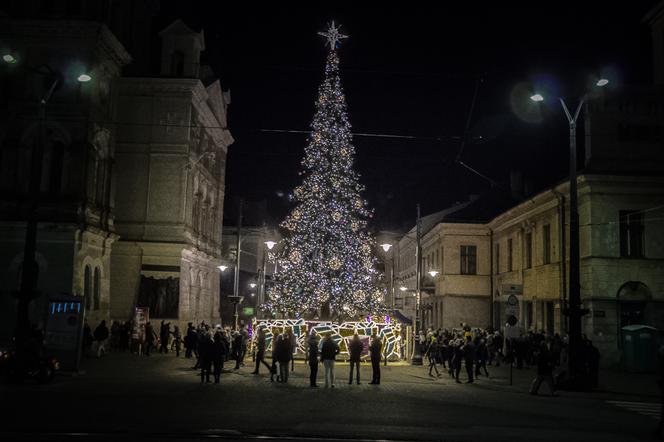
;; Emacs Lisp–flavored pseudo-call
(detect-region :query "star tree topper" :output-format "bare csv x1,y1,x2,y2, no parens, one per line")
318,20,348,49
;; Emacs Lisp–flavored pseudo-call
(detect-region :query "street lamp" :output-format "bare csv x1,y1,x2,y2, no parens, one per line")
400,286,408,292
380,243,392,252
265,241,277,250
428,270,439,278
249,282,257,289
218,265,228,272
529,76,608,389
2,54,17,64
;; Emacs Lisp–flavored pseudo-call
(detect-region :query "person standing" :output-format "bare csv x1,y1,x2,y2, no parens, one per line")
171,325,182,357
307,332,320,387
585,339,601,390
277,331,292,383
530,342,556,396
144,322,156,356
198,331,213,383
83,320,93,356
93,320,109,358
240,324,249,367
348,334,363,385
369,334,382,385
287,328,297,372
320,333,340,388
462,335,475,383
232,331,243,370
159,320,170,354
251,328,272,375
475,338,489,377
211,332,227,383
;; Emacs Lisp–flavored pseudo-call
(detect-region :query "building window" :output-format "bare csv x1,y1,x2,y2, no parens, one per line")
460,245,477,275
507,238,513,272
495,243,500,274
543,224,551,264
620,210,644,258
93,267,101,311
525,232,533,269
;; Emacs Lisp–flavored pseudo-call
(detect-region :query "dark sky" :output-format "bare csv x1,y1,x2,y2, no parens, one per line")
158,2,657,232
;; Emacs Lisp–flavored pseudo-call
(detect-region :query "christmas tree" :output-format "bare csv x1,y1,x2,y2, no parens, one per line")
265,22,384,320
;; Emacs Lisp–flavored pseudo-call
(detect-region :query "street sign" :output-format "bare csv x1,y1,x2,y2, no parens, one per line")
243,307,254,316
505,294,519,319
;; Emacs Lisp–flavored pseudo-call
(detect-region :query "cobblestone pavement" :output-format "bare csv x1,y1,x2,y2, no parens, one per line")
1,353,659,441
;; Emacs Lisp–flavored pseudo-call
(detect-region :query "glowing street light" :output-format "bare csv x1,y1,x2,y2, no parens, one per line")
77,73,92,83
428,270,439,278
380,243,392,252
217,265,228,272
400,286,408,292
264,240,277,250
3,54,17,64
596,78,609,87
530,93,544,102
249,282,257,289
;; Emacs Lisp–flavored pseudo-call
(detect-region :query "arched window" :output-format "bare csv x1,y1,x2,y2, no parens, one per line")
93,267,101,311
84,265,92,311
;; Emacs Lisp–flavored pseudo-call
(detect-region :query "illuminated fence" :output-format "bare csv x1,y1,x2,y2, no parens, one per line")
252,318,403,361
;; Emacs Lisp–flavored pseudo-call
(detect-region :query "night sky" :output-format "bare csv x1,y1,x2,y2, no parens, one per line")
158,2,656,232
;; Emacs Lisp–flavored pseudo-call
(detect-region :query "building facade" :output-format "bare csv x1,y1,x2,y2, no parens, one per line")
110,20,233,326
0,18,131,335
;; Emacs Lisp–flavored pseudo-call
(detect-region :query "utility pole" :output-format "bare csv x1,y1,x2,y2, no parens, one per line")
412,203,423,365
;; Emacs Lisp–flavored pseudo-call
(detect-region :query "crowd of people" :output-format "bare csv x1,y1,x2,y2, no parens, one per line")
416,324,602,394
82,318,601,394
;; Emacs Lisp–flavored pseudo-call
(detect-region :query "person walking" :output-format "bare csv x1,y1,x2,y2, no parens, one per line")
211,332,227,383
425,337,440,377
251,328,272,375
144,322,156,356
240,324,249,367
307,332,320,387
529,342,556,396
320,333,340,388
369,334,382,385
277,331,292,383
159,320,170,354
93,320,109,358
348,334,362,385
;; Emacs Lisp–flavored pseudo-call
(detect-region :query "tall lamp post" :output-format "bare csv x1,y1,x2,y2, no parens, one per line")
529,77,608,388
257,239,277,317
379,243,395,310
412,203,423,365
2,55,91,340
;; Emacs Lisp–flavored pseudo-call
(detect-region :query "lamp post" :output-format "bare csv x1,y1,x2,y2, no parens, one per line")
530,77,608,388
257,239,276,317
412,203,423,365
379,243,396,310
2,56,91,341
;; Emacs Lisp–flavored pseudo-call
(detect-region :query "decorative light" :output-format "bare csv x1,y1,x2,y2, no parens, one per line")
596,78,609,87
400,286,408,292
250,293,256,297
2,54,16,64
380,243,392,252
77,73,92,83
265,241,277,250
530,93,544,102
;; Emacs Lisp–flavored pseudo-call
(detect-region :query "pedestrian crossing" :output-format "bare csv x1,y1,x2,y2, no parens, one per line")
607,400,662,420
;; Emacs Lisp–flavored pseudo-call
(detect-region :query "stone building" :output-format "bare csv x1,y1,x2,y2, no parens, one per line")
0,17,131,334
110,20,233,326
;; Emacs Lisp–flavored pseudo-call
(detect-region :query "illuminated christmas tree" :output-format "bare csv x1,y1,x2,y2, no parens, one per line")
265,22,384,320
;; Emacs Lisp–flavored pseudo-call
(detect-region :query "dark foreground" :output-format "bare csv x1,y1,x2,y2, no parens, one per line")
0,352,659,442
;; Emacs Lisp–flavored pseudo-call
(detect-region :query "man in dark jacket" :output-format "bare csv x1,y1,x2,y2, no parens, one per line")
320,334,340,388
307,332,320,387
530,342,555,396
348,334,363,385
211,332,227,383
198,332,213,383
159,320,170,354
251,328,272,375
144,322,156,356
232,331,244,370
277,332,292,383
475,338,489,377
93,320,109,358
425,337,440,377
462,335,475,383
369,334,382,385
